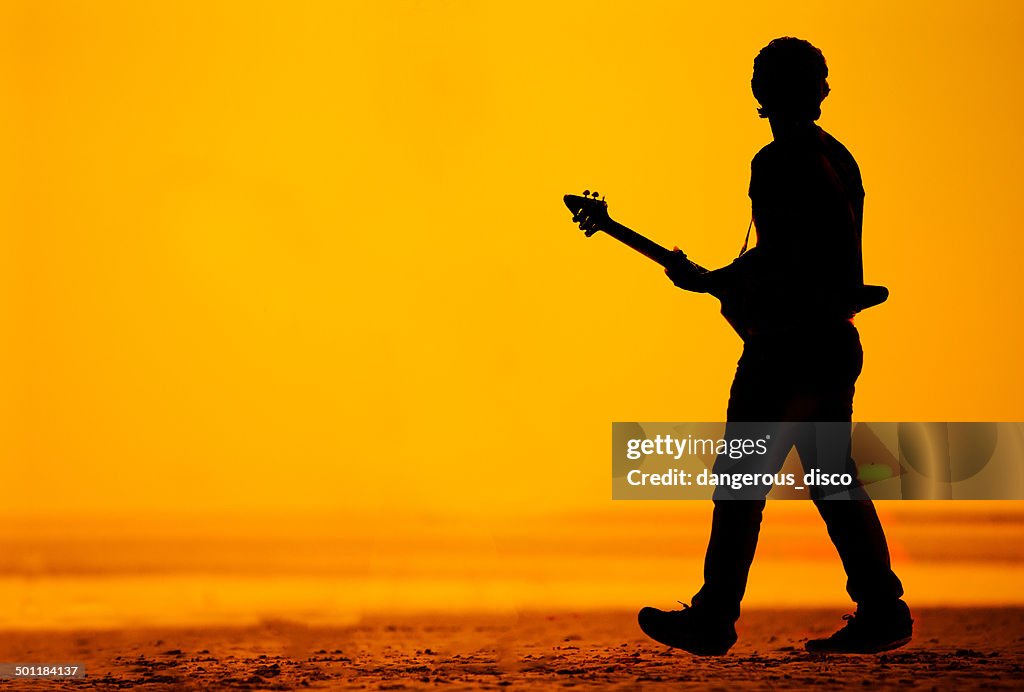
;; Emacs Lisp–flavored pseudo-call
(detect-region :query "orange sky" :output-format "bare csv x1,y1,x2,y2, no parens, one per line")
2,0,1024,517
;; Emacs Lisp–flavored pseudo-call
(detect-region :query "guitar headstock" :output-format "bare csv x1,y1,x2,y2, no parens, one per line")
563,190,611,237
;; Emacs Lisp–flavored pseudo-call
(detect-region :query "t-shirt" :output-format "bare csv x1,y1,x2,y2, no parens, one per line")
727,125,866,327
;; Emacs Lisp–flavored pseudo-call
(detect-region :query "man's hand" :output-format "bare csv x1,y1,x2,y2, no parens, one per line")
664,247,709,292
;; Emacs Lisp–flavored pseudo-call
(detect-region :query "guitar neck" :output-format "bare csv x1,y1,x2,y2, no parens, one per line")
600,219,675,267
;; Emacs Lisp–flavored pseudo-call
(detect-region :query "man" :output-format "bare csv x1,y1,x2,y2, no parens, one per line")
637,37,913,655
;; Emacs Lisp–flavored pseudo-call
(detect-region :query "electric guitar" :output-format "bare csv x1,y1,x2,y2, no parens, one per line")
563,190,889,339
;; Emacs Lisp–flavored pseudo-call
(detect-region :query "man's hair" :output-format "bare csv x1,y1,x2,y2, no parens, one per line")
751,37,830,121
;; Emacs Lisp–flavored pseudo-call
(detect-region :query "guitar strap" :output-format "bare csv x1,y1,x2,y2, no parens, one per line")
739,216,754,257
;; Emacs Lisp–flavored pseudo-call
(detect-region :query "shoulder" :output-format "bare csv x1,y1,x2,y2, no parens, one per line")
817,128,865,198
818,128,862,175
751,141,780,172
749,142,782,192
749,142,782,198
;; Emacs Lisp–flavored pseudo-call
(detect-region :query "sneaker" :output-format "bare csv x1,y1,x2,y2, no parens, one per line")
637,604,738,656
806,601,913,654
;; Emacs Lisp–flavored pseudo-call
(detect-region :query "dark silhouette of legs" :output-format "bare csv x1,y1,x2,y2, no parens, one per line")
691,501,764,622
693,323,904,621
814,499,904,607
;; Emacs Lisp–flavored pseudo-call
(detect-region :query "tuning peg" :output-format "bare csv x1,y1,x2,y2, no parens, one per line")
591,191,599,198
583,189,590,197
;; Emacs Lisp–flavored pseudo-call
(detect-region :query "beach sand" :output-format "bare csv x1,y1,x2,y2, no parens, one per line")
0,608,1021,690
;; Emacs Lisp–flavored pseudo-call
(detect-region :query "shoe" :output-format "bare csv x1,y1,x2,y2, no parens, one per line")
637,604,738,656
806,601,913,654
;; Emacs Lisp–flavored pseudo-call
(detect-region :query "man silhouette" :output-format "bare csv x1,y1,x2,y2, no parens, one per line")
637,37,913,655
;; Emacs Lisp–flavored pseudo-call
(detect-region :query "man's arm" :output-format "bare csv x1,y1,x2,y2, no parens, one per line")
664,246,768,299
665,149,781,298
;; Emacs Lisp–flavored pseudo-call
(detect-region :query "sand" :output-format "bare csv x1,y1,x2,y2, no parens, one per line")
0,608,1021,690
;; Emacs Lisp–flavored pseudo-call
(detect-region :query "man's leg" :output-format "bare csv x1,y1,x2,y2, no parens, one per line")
690,499,765,623
689,419,795,621
637,353,787,654
638,420,792,653
637,491,768,655
804,422,905,606
801,329,912,652
805,366,907,609
807,492,913,653
813,498,905,606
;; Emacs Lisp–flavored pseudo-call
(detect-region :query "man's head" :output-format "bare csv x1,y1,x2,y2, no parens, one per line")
751,37,830,121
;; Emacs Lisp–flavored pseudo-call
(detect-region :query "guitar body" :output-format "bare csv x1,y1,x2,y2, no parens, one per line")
563,192,888,340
